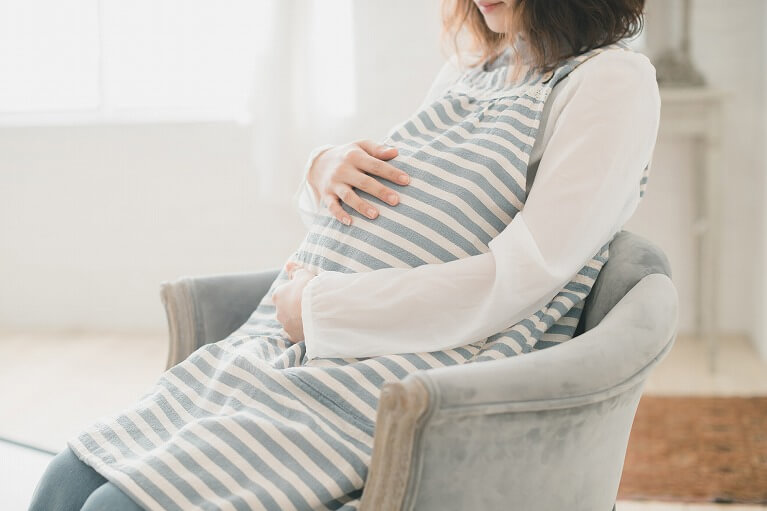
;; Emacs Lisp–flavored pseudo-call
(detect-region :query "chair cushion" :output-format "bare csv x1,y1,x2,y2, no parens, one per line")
576,230,673,335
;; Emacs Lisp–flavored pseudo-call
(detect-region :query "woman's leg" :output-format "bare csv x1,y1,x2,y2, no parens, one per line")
28,447,108,511
81,482,144,511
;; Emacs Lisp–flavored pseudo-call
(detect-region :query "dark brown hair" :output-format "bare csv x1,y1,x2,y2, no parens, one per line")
441,0,645,82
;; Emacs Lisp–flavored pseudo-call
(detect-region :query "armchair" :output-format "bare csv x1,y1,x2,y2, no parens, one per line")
160,229,678,511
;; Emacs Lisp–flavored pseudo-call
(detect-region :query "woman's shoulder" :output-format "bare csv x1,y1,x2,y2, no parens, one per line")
569,46,658,92
539,46,660,146
550,46,660,120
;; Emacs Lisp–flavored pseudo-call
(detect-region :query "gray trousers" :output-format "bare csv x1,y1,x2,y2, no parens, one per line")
28,448,143,511
29,447,621,510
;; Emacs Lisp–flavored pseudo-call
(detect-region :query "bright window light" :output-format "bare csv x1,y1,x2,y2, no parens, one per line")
102,0,270,118
0,0,274,124
0,0,100,112
309,0,356,117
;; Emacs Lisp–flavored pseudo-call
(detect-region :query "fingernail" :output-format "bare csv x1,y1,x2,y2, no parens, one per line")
399,174,409,184
388,194,398,204
342,216,351,225
367,208,377,218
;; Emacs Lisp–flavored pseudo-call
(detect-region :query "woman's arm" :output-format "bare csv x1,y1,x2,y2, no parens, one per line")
301,50,662,360
292,56,464,229
293,143,335,228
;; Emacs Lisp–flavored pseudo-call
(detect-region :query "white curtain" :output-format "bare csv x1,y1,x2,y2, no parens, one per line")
248,0,445,201
249,0,355,200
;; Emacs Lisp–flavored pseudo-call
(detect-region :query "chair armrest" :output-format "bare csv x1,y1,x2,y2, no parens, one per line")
421,272,678,409
360,273,679,511
160,268,280,368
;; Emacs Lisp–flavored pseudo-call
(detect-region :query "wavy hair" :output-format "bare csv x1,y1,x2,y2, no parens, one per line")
441,0,645,82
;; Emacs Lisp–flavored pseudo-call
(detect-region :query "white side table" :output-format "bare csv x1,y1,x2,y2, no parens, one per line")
658,87,727,372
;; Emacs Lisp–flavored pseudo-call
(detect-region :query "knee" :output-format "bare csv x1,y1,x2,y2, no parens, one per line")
28,448,106,511
81,482,143,511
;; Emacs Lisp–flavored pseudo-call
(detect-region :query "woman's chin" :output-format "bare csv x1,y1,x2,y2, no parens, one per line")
483,20,508,34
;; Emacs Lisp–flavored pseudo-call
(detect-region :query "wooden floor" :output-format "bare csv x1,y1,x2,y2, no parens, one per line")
1,330,765,509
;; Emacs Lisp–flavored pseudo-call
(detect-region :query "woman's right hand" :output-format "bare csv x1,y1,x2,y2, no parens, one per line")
307,139,411,226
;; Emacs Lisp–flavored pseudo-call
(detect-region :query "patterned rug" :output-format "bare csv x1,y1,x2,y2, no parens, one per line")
617,396,767,504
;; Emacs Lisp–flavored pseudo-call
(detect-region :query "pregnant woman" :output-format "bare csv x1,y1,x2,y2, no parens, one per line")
30,0,659,509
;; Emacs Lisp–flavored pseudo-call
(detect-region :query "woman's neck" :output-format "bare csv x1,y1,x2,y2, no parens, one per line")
482,33,577,72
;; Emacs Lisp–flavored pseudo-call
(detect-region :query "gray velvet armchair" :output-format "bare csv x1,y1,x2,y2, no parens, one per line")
160,229,679,511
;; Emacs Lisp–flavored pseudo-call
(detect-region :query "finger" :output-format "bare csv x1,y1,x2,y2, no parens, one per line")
285,261,300,279
356,139,398,161
359,151,410,186
326,196,352,226
347,171,401,207
292,265,308,280
295,267,317,278
334,184,379,220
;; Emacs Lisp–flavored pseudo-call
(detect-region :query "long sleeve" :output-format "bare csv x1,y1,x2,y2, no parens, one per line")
293,143,335,229
293,56,464,230
301,50,661,360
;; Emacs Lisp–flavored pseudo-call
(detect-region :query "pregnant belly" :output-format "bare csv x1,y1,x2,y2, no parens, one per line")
294,177,493,275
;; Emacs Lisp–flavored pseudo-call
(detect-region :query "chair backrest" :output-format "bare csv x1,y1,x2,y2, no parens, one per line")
361,230,680,511
576,229,673,336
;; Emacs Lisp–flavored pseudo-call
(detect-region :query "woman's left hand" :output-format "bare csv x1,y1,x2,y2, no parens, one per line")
273,261,317,343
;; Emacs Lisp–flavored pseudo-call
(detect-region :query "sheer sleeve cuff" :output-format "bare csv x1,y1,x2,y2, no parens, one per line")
293,143,335,228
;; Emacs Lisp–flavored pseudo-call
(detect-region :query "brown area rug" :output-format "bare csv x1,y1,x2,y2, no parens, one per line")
617,396,767,504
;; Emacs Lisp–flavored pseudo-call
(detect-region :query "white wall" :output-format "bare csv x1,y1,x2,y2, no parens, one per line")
0,0,445,333
759,1,767,359
1,0,764,352
0,123,298,331
695,0,765,349
625,0,765,350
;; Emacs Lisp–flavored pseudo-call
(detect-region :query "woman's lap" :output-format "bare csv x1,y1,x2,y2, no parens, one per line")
81,481,143,511
29,447,142,511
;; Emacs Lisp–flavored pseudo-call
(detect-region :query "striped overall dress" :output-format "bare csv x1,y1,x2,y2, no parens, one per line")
69,39,649,511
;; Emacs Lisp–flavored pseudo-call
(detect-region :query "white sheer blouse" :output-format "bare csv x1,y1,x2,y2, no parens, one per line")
292,48,661,360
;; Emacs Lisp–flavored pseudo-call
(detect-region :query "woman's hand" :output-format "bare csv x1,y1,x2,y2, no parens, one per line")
307,139,411,226
273,261,317,343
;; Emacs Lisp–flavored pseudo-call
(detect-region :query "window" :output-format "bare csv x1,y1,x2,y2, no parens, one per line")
309,0,356,118
0,0,274,125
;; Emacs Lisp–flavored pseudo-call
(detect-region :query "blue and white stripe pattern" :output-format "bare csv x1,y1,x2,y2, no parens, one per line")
69,39,646,510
